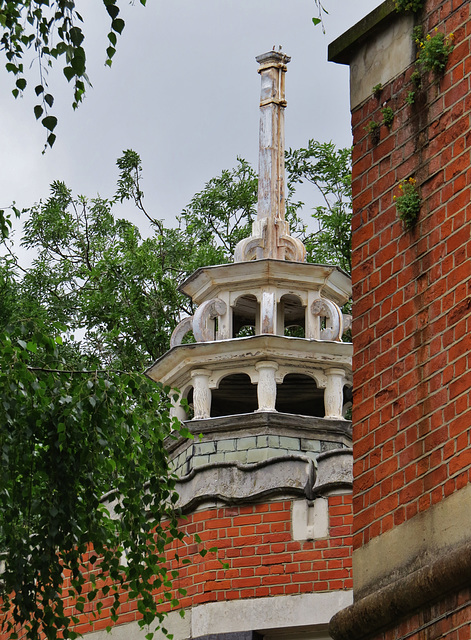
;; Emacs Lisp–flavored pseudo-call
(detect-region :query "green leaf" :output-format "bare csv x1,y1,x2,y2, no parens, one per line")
16,78,26,90
34,104,44,120
63,66,75,82
45,93,54,107
42,115,58,131
35,84,44,96
312,17,321,25
106,4,120,19
111,18,125,34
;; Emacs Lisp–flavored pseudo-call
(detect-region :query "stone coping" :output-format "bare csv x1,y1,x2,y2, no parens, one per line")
328,0,396,65
329,538,471,640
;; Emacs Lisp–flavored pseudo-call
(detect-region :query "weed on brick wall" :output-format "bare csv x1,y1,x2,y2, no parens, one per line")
395,0,423,12
394,177,421,228
414,26,454,75
365,120,381,145
381,106,395,129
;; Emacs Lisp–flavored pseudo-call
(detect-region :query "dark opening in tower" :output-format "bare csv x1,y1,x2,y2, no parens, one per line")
280,294,305,337
233,294,259,337
210,373,258,417
276,373,324,417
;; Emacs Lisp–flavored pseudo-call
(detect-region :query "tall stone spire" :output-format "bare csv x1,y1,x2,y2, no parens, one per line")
234,51,306,262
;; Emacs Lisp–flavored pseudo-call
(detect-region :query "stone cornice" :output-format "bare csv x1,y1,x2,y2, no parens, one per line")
145,334,353,388
329,538,471,640
179,259,351,307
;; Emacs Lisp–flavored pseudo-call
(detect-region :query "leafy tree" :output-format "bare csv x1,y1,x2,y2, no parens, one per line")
0,0,138,147
0,321,188,640
180,157,257,261
286,140,352,274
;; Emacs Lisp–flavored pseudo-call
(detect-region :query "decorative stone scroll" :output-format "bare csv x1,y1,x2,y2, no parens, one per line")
193,298,227,343
311,298,343,341
170,299,227,347
170,315,194,348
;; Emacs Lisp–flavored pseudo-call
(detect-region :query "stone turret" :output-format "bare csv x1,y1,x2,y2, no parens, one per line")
143,51,354,639
146,52,353,435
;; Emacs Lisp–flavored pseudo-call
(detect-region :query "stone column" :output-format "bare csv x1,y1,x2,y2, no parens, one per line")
324,368,345,419
255,361,279,411
257,51,289,228
261,290,276,334
191,370,211,419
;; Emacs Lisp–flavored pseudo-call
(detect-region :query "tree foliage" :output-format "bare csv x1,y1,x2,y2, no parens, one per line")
0,321,187,640
0,0,141,147
286,140,352,274
0,140,351,639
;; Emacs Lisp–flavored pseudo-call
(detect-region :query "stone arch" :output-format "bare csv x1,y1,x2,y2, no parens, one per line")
276,373,324,417
279,293,305,337
343,384,353,420
210,373,258,417
232,294,260,338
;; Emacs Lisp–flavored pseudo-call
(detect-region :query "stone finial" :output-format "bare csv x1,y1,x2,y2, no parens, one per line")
234,51,306,263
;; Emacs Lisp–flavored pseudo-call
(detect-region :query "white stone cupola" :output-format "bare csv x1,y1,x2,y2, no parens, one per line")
145,51,353,507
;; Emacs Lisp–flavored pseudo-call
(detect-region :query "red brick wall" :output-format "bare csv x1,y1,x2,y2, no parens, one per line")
60,496,352,636
367,586,471,640
351,0,471,550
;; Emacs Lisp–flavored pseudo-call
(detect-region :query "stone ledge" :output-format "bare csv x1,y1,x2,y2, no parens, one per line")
329,538,471,640
166,412,352,456
175,456,315,512
328,0,396,65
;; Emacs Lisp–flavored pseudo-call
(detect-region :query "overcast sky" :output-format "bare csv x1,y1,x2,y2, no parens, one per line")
0,1,380,234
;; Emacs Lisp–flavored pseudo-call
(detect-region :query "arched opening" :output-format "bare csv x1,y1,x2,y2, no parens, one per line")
343,385,353,420
233,294,259,338
279,294,305,338
210,373,258,417
185,387,194,420
276,373,324,417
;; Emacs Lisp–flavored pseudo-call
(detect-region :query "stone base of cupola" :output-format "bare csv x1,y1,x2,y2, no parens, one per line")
167,411,351,479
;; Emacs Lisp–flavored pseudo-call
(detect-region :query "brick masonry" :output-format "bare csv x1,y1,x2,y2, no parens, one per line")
350,0,471,551
61,497,352,636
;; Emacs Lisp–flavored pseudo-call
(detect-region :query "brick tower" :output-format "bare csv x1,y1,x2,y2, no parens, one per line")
328,1,471,639
139,51,354,640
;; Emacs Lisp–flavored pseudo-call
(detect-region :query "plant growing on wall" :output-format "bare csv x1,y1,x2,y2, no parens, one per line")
365,120,381,145
414,27,454,74
395,0,424,12
381,106,395,128
394,177,421,228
